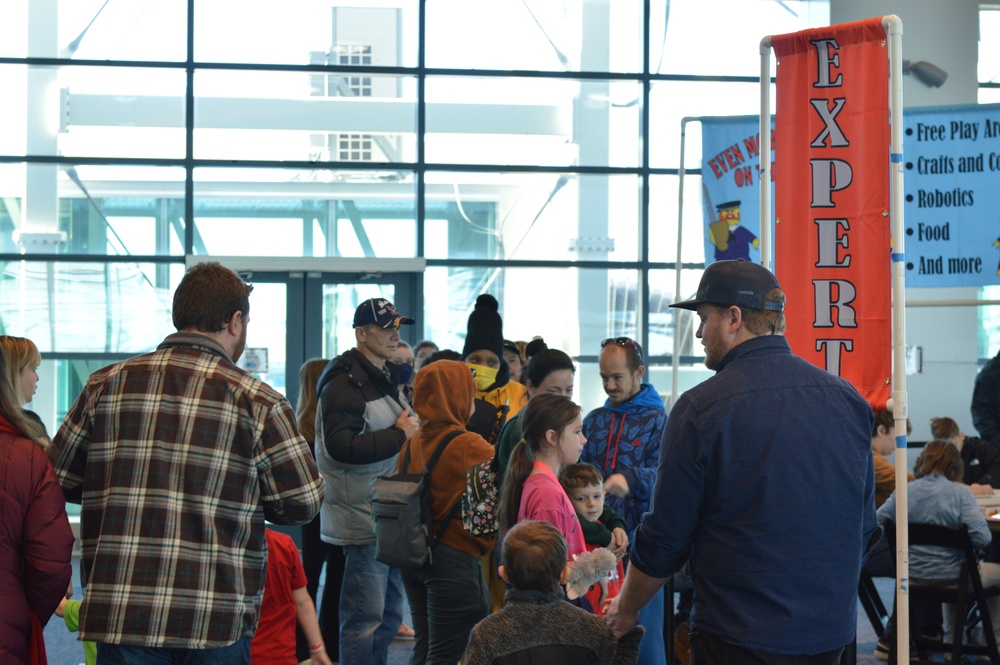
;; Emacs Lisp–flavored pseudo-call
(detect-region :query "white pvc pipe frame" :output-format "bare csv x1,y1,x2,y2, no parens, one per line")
671,117,697,401
757,15,910,657
672,17,1000,655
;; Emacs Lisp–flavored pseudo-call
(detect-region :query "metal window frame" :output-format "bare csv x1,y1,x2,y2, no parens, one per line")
0,0,779,368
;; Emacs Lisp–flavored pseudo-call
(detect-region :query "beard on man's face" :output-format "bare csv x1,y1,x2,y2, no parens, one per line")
232,321,248,363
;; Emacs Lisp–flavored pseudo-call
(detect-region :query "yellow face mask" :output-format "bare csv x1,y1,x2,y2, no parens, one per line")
468,363,499,392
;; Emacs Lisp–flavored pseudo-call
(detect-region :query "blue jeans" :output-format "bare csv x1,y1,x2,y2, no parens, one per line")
636,585,666,665
340,543,404,665
401,543,489,665
96,637,250,664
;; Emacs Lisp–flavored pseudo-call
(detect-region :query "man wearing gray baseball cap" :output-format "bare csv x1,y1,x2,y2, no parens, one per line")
607,260,877,663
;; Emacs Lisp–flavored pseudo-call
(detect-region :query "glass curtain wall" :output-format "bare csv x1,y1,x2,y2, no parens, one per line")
980,5,1000,104
0,0,826,423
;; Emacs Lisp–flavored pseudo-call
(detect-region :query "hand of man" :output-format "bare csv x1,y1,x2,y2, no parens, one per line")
604,473,630,498
609,527,629,561
603,595,639,640
396,407,419,438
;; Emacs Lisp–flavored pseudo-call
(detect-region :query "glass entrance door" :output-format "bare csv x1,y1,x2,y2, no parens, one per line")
237,270,418,406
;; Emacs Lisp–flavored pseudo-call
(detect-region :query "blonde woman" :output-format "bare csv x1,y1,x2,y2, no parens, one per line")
0,336,41,406
0,346,74,663
0,336,46,437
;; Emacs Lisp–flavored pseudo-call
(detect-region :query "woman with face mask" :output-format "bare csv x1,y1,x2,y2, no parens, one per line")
393,340,416,405
461,294,527,446
459,294,528,614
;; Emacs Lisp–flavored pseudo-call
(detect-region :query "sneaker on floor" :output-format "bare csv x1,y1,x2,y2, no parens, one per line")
396,623,415,640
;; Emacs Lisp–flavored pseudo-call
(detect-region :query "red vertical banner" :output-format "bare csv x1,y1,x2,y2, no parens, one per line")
771,19,892,409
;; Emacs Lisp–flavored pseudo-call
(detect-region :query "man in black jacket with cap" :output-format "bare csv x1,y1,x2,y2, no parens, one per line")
315,297,419,665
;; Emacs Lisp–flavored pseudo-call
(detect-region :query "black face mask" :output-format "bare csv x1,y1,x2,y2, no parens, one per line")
398,362,413,385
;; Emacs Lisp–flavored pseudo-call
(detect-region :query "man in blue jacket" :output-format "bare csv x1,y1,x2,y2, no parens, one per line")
606,260,876,663
582,336,666,665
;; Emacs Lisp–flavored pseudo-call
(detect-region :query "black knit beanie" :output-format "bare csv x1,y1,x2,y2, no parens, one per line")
462,294,505,360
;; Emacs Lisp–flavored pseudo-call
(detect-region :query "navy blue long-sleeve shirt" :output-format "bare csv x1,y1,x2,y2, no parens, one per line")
630,335,876,655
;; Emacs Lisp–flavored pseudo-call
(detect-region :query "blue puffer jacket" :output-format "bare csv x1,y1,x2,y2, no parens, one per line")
581,383,666,533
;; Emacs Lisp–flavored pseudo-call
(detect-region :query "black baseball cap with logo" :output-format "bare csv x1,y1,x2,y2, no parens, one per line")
353,298,415,329
670,259,783,312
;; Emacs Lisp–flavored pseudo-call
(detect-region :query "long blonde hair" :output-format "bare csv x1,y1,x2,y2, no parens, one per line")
295,358,329,444
0,336,41,404
0,347,46,446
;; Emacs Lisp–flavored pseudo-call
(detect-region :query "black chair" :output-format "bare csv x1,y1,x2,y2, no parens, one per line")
858,570,890,637
884,521,1000,664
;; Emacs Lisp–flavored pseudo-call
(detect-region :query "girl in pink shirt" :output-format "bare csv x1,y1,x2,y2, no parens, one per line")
498,393,588,559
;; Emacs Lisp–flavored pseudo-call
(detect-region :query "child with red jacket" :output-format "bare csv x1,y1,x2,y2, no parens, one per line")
559,463,628,616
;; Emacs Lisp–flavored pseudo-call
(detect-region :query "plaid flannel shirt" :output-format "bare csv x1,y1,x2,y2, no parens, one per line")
49,332,324,648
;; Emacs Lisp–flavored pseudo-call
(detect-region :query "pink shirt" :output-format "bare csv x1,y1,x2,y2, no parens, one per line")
517,462,586,558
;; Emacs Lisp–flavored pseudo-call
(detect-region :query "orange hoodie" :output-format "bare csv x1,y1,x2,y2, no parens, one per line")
400,359,496,557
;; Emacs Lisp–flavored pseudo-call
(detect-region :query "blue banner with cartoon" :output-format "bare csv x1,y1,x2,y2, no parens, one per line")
700,104,1000,287
700,115,775,266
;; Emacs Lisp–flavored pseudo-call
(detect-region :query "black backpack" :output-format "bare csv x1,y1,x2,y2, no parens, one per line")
371,430,462,569
466,398,509,446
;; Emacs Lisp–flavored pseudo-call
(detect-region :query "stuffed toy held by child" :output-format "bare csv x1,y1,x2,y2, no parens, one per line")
564,548,618,605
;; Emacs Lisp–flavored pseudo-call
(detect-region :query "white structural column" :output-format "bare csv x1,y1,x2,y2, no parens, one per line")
576,0,613,408
25,0,59,234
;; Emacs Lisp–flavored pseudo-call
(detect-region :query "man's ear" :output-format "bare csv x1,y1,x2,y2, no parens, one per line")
226,311,243,336
635,364,646,382
498,565,509,585
559,564,570,586
727,305,744,332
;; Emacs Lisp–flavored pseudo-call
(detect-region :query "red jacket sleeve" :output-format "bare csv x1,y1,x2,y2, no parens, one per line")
23,449,74,625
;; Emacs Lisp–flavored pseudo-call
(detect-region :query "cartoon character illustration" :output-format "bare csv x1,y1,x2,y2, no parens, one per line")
709,201,760,262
